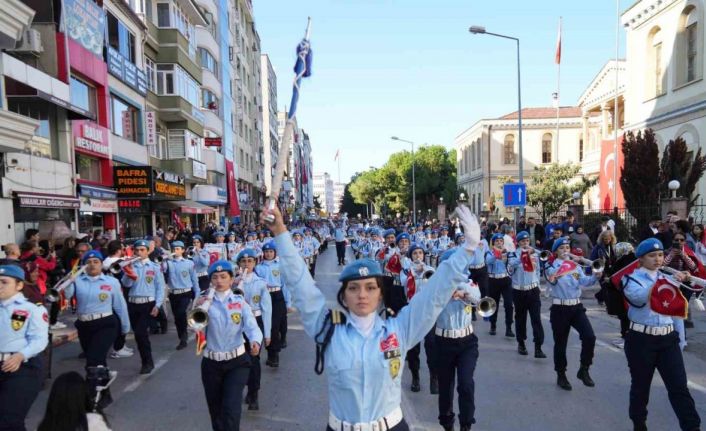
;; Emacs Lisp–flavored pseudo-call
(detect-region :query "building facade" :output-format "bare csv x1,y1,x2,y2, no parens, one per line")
260,54,278,194
313,171,334,215
333,182,345,215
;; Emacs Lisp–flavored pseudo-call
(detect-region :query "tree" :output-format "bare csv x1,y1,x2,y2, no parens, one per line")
340,172,369,216
658,136,706,208
620,129,660,232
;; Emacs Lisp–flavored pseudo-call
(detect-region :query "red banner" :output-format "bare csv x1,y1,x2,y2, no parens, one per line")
225,160,240,217
599,135,625,210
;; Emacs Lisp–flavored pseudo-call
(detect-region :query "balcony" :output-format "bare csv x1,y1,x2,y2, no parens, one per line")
0,108,39,153
0,0,35,48
1,152,73,198
158,158,208,184
146,22,202,81
146,92,204,136
203,109,223,136
202,149,225,174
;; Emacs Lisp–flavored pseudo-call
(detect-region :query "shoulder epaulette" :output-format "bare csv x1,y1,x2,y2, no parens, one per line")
330,309,346,325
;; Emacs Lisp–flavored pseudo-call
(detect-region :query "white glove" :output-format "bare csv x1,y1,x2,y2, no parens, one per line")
455,205,480,251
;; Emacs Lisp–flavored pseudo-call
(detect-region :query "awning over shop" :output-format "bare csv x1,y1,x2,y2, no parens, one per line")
16,191,80,209
154,200,216,214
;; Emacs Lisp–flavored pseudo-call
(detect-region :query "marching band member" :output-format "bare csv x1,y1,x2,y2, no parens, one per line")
330,218,349,266
399,244,438,394
244,233,262,259
64,250,130,407
303,228,321,276
351,228,366,260
413,224,426,244
198,260,262,431
367,229,384,260
255,242,287,368
165,241,200,350
545,237,601,391
191,235,212,292
434,248,482,431
237,249,271,411
507,232,546,358
262,204,481,431
0,264,49,430
377,228,397,268
121,239,165,374
622,238,701,431
485,233,514,337
426,229,439,265
434,226,453,256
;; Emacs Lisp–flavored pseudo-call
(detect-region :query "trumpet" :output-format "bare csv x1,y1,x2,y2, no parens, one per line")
187,287,215,331
522,247,551,262
185,247,196,259
109,256,141,275
659,266,706,289
232,268,249,294
423,268,435,279
153,252,177,264
46,265,87,302
567,253,604,273
477,297,497,318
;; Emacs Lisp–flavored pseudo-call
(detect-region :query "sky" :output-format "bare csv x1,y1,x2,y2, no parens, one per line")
254,0,633,184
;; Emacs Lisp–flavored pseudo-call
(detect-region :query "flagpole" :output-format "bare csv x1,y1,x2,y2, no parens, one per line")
338,153,341,184
613,0,619,209
555,17,561,163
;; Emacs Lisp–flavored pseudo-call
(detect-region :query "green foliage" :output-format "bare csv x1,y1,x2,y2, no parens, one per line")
340,172,370,216
518,163,597,221
658,136,706,208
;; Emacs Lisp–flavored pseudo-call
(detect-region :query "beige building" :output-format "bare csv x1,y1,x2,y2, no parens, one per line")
622,0,706,200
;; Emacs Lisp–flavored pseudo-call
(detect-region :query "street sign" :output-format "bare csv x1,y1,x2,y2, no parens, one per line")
503,183,527,207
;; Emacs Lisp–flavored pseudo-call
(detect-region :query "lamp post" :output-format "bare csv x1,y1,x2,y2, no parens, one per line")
469,25,524,216
391,136,416,225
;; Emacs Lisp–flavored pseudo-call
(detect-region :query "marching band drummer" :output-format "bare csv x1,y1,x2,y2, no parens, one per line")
236,249,271,411
197,260,263,431
121,239,165,375
622,238,701,431
545,237,601,391
434,248,482,431
165,241,200,350
261,203,482,431
485,233,514,337
191,235,212,292
0,264,48,431
255,242,287,368
64,250,130,407
507,232,546,358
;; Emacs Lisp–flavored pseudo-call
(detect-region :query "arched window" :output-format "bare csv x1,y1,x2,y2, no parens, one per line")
677,5,702,85
503,134,515,164
542,133,552,163
647,26,666,97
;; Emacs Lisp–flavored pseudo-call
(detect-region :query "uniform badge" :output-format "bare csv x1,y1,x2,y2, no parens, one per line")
253,295,261,304
42,312,49,323
272,270,280,277
389,357,401,379
11,310,29,331
146,270,155,284
99,292,109,302
100,285,112,291
231,313,241,324
181,270,189,278
464,305,473,314
572,272,580,280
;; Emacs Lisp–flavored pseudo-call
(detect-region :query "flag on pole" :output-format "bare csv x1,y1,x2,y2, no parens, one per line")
334,149,340,161
555,18,562,64
288,18,313,120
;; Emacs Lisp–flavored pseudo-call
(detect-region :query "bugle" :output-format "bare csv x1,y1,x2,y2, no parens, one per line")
185,247,196,259
152,252,177,264
187,287,215,331
659,266,706,289
522,247,551,262
476,297,497,318
567,253,604,273
46,265,87,302
109,256,141,275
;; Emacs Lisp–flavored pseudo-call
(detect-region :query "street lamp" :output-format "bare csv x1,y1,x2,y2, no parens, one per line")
469,25,524,215
391,136,416,225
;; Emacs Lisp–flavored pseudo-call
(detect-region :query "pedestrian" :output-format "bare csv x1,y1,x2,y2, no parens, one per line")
545,237,601,391
589,216,612,245
255,242,288,367
570,225,593,258
664,232,702,331
37,371,112,431
590,230,617,305
485,234,514,337
622,238,701,431
165,241,200,350
197,260,262,431
261,204,482,431
693,224,706,265
121,240,165,374
0,264,49,430
330,218,348,265
0,243,21,266
523,216,545,250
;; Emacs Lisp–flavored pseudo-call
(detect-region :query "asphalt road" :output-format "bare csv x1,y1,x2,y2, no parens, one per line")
25,244,706,430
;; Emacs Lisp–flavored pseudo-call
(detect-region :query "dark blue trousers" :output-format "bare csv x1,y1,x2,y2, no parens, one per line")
513,288,544,345
169,291,192,342
201,355,251,431
75,314,118,368
624,330,700,430
267,291,286,361
488,276,513,327
128,301,155,366
436,333,478,428
550,304,595,372
245,316,264,393
0,357,42,431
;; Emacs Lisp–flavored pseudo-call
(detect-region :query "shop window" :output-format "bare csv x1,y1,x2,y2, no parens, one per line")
70,76,97,113
111,95,139,142
76,153,102,182
107,12,136,63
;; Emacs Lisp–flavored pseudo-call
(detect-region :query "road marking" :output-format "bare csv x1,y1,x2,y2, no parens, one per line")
120,335,194,395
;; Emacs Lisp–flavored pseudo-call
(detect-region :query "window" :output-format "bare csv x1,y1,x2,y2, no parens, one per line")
202,89,219,111
687,23,697,82
542,133,552,163
70,76,96,113
145,57,156,92
648,27,667,97
239,148,244,168
156,64,200,107
107,12,136,63
199,48,219,78
503,134,516,164
111,95,139,142
470,142,475,170
76,153,102,182
156,1,196,56
157,3,169,27
655,42,664,94
579,134,584,161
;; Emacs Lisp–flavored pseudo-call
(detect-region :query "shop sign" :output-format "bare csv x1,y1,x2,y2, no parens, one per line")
17,192,80,209
79,184,117,200
114,166,152,197
107,46,148,96
204,137,222,147
73,121,109,158
145,111,157,146
193,160,207,179
65,0,105,58
153,169,186,200
118,199,149,213
80,196,118,213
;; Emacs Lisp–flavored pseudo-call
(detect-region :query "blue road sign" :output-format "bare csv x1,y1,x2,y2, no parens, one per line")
503,183,527,207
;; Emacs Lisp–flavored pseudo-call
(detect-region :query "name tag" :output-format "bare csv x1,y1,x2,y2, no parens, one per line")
383,349,401,359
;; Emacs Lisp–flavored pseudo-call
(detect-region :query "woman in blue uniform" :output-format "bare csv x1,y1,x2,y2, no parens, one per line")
261,204,481,430
0,264,49,430
255,242,287,368
165,242,200,350
622,238,701,431
197,260,262,431
485,233,514,337
191,235,212,292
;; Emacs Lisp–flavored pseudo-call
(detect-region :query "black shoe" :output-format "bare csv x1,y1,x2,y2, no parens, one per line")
489,325,496,336
633,421,647,431
150,328,159,335
248,392,259,410
685,320,695,328
160,327,168,335
534,345,547,358
266,357,279,368
505,327,515,338
140,363,154,375
518,342,528,356
430,375,439,394
176,340,187,350
281,340,287,349
461,426,472,431
557,372,572,391
577,366,595,387
78,352,86,359
442,425,454,431
411,376,420,392
244,392,251,404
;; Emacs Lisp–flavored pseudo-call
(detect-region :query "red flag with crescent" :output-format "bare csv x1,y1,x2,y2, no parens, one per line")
377,248,386,261
520,250,535,272
405,271,416,300
385,253,402,275
610,259,640,290
649,277,689,318
195,330,207,355
554,259,578,278
683,245,706,280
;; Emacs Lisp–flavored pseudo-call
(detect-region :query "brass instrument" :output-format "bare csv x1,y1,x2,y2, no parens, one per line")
567,253,604,273
109,256,141,275
46,265,87,302
185,247,196,259
187,287,215,331
477,297,497,318
153,252,177,264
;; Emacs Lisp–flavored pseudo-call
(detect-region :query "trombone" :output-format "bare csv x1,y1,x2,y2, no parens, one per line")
109,256,141,275
567,253,604,273
46,265,87,302
187,287,215,331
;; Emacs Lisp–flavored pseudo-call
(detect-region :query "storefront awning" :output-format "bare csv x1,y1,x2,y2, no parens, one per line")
16,192,80,209
180,200,216,214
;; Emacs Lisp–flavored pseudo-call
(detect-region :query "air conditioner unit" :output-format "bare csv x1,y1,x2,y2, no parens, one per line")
10,29,43,54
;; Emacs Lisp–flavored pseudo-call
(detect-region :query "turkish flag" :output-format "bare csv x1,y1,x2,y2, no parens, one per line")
380,333,400,351
386,254,402,275
555,260,578,278
521,250,535,272
599,135,625,210
610,259,640,290
649,277,689,318
225,160,240,217
406,272,416,300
